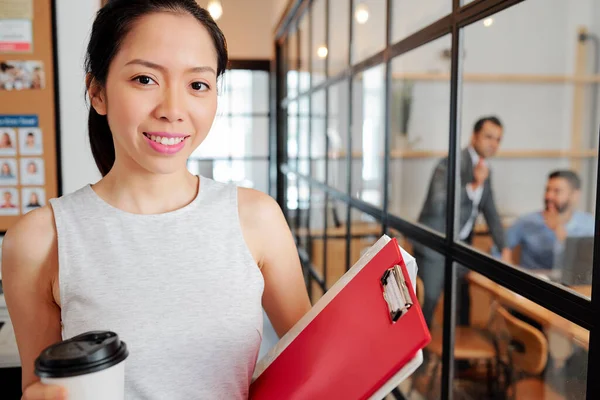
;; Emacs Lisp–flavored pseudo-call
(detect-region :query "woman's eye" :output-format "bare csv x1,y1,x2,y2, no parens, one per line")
134,75,156,85
191,82,209,91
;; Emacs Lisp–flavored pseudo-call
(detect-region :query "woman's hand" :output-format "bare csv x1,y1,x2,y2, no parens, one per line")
22,381,67,400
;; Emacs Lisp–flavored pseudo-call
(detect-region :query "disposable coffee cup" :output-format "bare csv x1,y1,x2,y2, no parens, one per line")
34,331,128,400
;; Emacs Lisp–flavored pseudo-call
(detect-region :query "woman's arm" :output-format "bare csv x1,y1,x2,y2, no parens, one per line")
2,205,64,396
238,189,311,338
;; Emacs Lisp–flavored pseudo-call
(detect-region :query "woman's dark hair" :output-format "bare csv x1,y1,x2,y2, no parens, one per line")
85,0,228,176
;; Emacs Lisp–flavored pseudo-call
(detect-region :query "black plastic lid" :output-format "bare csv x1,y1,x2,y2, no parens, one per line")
34,331,128,378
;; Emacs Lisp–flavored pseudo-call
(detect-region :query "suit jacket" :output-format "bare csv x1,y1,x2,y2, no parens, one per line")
417,148,505,250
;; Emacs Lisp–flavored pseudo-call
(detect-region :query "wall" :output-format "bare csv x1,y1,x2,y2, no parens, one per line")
55,0,102,194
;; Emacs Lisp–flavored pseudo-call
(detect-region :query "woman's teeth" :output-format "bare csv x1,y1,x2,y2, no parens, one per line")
147,134,186,145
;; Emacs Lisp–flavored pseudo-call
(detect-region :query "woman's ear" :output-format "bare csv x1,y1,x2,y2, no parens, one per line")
86,73,107,116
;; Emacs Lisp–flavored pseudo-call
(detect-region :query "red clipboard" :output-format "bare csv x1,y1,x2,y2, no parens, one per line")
250,236,431,399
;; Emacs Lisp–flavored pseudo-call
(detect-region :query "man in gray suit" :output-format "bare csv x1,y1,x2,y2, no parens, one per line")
415,116,506,325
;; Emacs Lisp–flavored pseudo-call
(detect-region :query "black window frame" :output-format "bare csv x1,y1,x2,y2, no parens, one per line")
272,1,600,399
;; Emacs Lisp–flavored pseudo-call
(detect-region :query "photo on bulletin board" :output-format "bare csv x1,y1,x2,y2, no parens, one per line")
0,60,45,91
0,158,18,185
21,187,44,214
18,127,43,155
0,127,17,155
20,157,44,185
0,187,19,215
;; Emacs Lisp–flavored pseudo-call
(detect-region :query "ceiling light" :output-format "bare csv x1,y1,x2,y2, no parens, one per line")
483,17,493,27
207,0,223,21
355,3,369,24
317,45,328,59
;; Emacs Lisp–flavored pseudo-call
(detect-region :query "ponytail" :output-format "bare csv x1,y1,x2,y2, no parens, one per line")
88,107,115,177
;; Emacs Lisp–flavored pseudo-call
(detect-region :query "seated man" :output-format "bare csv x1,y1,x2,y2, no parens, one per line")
502,170,595,271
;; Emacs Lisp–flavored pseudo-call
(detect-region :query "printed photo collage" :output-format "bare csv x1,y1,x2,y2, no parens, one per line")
0,126,45,216
0,60,46,91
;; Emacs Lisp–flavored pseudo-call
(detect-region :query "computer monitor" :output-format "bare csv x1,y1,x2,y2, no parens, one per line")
561,236,595,286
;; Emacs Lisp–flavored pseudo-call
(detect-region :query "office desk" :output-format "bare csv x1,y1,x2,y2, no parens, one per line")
466,271,590,350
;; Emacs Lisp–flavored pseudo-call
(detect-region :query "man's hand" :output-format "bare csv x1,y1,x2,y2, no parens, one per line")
544,204,567,242
471,159,489,189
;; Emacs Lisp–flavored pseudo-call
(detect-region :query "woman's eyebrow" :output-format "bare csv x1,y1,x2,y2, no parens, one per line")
124,59,216,75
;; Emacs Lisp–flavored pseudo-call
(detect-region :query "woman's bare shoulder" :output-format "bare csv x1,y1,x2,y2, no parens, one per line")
237,187,282,221
2,205,57,276
236,187,289,265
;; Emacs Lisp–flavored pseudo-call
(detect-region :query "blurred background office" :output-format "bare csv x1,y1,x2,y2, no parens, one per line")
1,0,600,399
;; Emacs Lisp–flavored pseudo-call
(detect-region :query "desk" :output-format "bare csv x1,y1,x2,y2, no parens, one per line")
466,271,590,350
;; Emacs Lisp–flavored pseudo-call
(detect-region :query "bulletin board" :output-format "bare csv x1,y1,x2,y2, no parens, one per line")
0,0,61,232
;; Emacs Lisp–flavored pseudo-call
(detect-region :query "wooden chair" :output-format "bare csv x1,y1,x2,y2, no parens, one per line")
417,291,498,399
490,305,564,400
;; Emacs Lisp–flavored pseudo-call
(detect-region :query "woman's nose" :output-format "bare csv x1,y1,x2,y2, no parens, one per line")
154,88,185,122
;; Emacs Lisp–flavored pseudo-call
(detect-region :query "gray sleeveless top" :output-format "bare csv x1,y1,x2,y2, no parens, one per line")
49,176,265,399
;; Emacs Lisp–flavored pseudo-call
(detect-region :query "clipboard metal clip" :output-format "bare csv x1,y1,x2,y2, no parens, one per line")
381,265,413,323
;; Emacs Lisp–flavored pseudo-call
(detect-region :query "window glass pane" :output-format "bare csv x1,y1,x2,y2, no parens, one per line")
348,208,381,267
311,90,327,182
319,198,348,288
287,101,298,171
287,29,298,99
453,269,589,400
193,116,269,158
388,35,451,236
459,0,597,298
351,64,385,207
186,159,267,192
298,97,310,176
328,80,350,194
286,174,299,230
389,230,446,398
311,0,326,87
304,187,327,303
299,11,311,93
328,0,350,76
218,70,268,114
295,177,311,252
352,0,386,64
250,70,269,114
391,0,451,44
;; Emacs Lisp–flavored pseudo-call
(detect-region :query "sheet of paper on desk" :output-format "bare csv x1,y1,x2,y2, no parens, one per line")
252,235,423,400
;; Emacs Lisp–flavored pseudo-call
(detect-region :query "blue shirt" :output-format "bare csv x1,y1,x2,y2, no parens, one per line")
505,211,595,270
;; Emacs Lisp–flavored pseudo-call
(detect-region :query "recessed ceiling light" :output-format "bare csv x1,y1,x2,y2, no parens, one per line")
207,0,223,21
355,3,369,24
317,46,328,59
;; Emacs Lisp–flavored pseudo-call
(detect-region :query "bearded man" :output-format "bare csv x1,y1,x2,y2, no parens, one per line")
502,170,595,271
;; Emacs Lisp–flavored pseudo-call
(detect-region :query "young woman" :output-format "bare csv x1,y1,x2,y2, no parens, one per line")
1,1,311,399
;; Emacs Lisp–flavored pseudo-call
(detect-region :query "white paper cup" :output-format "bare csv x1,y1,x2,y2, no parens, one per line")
35,331,128,400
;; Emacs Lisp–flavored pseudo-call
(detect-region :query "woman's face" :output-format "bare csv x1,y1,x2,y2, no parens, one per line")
1,133,10,146
30,192,38,203
91,12,219,175
2,163,9,173
28,162,37,174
